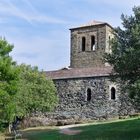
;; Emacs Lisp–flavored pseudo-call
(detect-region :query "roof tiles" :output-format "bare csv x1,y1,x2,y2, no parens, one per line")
70,20,113,30
46,67,112,80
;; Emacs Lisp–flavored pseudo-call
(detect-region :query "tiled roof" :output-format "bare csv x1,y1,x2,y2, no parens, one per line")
70,20,113,30
81,20,106,26
46,67,112,80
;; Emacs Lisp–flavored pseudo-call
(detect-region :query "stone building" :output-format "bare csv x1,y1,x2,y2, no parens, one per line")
44,21,135,124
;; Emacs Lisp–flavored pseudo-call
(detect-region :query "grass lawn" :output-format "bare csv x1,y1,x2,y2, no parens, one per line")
22,118,140,140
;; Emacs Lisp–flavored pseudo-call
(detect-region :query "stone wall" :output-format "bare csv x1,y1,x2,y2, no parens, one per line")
70,25,113,68
54,77,135,120
27,76,135,127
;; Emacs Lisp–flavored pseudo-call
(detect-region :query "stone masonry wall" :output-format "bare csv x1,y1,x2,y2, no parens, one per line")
53,77,135,120
28,76,135,127
70,25,112,68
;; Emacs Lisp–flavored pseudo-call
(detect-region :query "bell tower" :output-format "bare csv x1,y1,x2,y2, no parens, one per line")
70,21,113,68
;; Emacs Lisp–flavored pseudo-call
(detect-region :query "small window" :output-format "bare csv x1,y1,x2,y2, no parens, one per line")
91,36,95,51
109,36,111,45
87,88,91,101
108,36,112,53
111,87,116,100
82,37,86,51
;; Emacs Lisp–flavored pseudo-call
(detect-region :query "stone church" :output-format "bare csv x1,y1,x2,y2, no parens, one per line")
45,21,135,124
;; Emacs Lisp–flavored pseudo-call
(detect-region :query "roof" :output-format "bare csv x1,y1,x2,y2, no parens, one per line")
46,67,112,80
70,20,113,30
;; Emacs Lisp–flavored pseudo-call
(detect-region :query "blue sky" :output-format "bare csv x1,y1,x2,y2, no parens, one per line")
0,0,139,71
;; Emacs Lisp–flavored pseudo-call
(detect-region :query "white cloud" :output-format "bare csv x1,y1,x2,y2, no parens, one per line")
0,0,67,24
0,0,139,71
8,30,70,71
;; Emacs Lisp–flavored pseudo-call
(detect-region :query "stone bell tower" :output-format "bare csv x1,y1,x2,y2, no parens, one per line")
70,21,113,68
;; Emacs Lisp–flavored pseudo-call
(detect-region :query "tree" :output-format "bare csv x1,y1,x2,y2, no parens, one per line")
0,38,58,131
14,64,58,118
105,6,140,105
0,38,19,128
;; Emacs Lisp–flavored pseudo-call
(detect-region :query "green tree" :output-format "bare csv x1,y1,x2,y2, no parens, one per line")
0,38,58,131
0,38,19,128
14,64,58,118
105,6,140,105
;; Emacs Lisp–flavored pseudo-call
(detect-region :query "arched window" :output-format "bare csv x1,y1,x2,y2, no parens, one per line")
91,35,95,51
109,36,111,46
82,37,86,51
87,88,91,101
111,87,116,100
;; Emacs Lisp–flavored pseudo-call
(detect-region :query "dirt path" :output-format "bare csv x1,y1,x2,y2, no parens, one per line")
59,128,82,135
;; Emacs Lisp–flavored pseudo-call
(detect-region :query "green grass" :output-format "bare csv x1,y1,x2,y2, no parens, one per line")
22,118,140,140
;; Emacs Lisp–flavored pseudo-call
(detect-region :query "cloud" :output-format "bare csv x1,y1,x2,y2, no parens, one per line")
0,0,32,24
8,30,70,71
0,0,67,24
0,0,139,71
17,52,39,59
